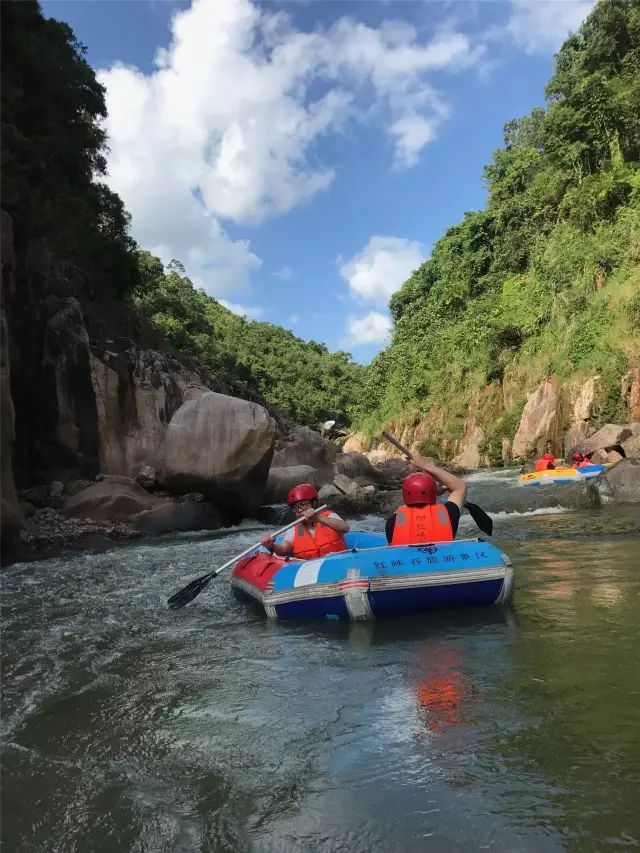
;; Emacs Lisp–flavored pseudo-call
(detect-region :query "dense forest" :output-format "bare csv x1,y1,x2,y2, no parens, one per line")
134,252,362,426
354,0,640,460
0,0,362,429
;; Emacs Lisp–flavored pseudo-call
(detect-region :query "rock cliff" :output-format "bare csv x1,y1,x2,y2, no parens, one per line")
0,212,280,556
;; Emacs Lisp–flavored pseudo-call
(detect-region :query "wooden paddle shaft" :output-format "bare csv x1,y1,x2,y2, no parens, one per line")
382,431,411,457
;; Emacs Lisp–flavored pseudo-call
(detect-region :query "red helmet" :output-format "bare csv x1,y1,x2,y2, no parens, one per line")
286,483,318,505
572,452,583,462
402,473,437,506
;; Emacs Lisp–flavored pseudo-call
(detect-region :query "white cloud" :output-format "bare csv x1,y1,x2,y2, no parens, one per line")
288,314,300,325
273,265,294,281
98,0,482,297
390,114,442,169
339,235,425,307
218,299,263,319
346,311,392,346
505,0,595,54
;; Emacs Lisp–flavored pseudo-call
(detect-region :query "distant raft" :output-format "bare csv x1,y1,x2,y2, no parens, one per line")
518,464,607,487
231,531,514,621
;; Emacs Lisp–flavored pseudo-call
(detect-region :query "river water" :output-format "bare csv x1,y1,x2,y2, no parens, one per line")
2,471,639,851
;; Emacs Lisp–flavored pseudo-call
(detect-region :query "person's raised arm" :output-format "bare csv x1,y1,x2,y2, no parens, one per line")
406,452,467,511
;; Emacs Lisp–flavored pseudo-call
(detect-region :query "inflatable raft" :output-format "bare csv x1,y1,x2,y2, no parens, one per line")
231,531,514,621
518,464,607,487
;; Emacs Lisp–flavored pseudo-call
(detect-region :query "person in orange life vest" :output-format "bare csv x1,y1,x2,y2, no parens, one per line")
260,483,349,559
534,452,556,472
385,452,467,545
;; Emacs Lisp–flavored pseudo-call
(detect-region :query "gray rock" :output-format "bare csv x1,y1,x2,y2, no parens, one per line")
574,423,640,456
162,392,276,512
622,434,640,459
600,459,640,502
371,457,413,489
333,473,360,495
273,427,337,481
50,480,64,498
134,502,222,535
135,465,158,491
63,475,164,522
318,483,342,500
265,465,320,504
334,452,382,487
64,479,93,497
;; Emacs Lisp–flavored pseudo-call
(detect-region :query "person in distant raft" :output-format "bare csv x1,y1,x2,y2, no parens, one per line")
386,452,468,545
534,452,556,472
260,484,350,559
571,452,592,468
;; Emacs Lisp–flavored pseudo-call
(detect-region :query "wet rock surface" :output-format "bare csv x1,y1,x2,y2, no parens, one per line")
600,459,640,503
18,507,141,559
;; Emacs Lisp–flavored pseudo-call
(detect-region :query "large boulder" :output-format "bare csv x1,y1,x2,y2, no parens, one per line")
622,434,640,459
372,457,413,490
600,459,640,502
134,502,222,535
332,473,360,495
162,392,276,512
63,475,164,522
512,379,559,460
333,452,382,487
273,425,337,476
265,465,320,504
574,423,640,456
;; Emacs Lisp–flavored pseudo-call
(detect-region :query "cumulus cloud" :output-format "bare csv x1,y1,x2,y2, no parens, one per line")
339,235,425,307
346,311,392,346
218,299,263,319
98,0,481,296
505,0,595,53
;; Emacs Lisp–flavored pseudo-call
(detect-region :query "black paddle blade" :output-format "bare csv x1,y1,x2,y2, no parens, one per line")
465,502,493,536
167,571,216,609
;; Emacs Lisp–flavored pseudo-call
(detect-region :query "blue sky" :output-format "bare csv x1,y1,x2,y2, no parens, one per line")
43,0,594,363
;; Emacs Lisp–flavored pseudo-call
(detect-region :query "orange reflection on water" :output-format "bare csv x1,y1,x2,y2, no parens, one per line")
413,647,472,734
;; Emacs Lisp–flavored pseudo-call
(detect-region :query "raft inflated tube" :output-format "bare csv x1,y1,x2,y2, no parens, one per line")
231,531,514,621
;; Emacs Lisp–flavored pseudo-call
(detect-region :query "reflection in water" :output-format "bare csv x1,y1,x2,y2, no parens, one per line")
413,647,471,733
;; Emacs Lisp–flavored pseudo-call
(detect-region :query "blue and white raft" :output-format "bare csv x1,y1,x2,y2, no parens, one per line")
231,531,514,621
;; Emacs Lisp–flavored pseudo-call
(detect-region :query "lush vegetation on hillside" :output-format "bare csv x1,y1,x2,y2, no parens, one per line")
1,1,362,428
356,0,640,460
135,253,363,426
1,0,138,295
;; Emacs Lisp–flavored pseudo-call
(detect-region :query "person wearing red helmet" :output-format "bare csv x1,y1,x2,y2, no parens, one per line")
385,452,468,545
571,452,585,468
260,483,349,559
534,452,556,472
571,451,594,468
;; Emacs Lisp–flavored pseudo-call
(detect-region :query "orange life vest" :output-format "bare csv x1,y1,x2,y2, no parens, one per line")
534,458,554,472
291,511,347,559
390,504,454,545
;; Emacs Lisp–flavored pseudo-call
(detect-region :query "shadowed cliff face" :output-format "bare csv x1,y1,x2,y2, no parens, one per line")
0,212,284,557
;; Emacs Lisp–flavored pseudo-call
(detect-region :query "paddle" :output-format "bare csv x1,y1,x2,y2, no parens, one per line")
381,431,493,536
167,505,328,609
